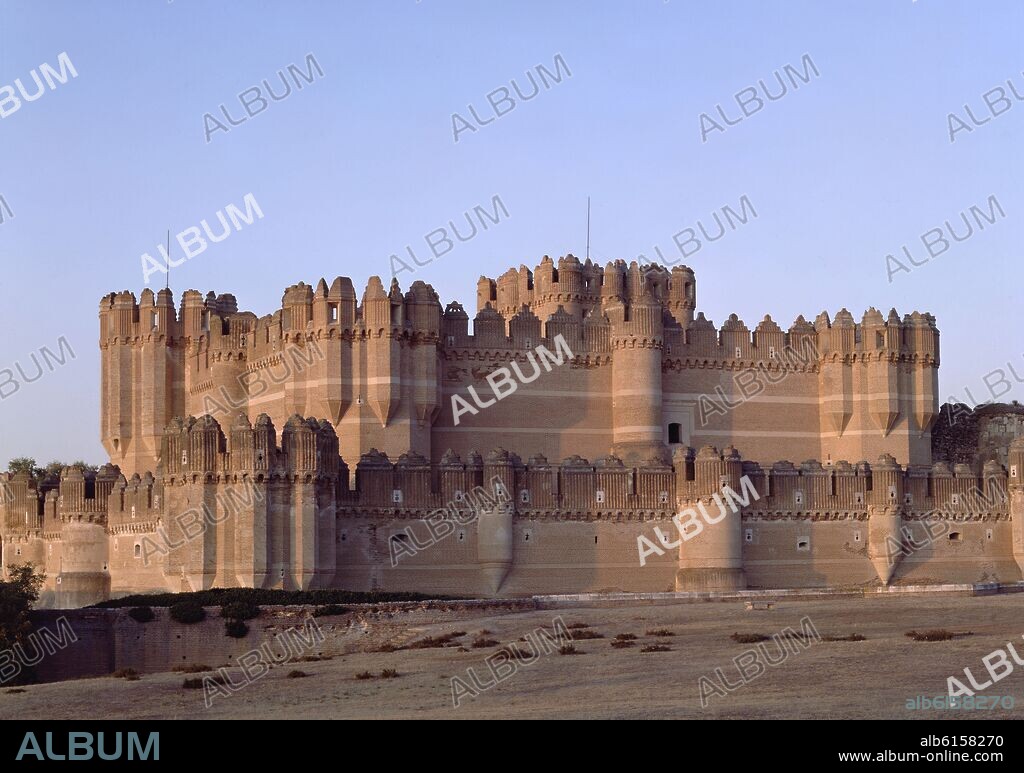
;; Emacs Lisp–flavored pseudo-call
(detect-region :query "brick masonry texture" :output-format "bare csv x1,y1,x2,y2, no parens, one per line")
3,256,1023,607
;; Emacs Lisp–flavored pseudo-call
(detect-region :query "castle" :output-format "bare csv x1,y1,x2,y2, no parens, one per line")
3,255,1022,608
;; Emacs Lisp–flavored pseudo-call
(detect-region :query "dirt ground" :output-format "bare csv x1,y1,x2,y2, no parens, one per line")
2,594,1022,720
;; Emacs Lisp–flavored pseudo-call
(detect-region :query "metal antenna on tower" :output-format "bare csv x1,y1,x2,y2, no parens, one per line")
166,229,171,290
586,196,590,261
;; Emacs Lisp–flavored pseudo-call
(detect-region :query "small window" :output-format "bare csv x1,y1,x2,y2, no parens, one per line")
904,493,912,505
853,531,861,543
594,535,598,544
131,505,136,520
986,529,993,541
735,347,742,359
659,491,669,504
15,547,21,556
596,490,605,504
446,335,455,347
744,528,753,543
951,494,960,506
201,310,211,332
520,490,530,504
392,489,403,504
134,543,141,558
458,531,465,541
796,537,810,551
668,423,682,444
328,303,339,323
794,490,804,506
454,490,464,502
854,492,864,504
48,544,53,555
524,338,532,349
888,485,897,501
1012,465,1018,478
150,310,159,328
769,345,776,359
340,532,347,542
948,532,962,543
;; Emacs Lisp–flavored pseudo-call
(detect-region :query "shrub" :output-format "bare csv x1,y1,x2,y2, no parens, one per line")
471,637,499,648
221,601,260,621
566,622,589,630
558,645,580,655
406,631,465,649
127,606,155,624
5,688,26,694
224,619,249,638
823,634,867,642
646,628,674,637
0,565,44,686
904,629,965,642
570,629,604,641
286,670,307,679
355,671,374,680
611,639,635,649
640,644,671,653
172,664,212,673
380,669,399,679
169,601,205,624
614,633,637,641
730,633,769,644
112,668,139,679
312,604,348,618
375,643,399,653
296,655,332,662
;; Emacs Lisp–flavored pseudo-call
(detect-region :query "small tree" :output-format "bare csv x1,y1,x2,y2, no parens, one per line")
0,566,45,683
7,458,40,479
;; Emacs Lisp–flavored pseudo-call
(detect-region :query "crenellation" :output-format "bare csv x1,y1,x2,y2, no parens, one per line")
13,255,1006,606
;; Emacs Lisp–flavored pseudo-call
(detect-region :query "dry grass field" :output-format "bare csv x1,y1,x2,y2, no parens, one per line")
2,594,1022,720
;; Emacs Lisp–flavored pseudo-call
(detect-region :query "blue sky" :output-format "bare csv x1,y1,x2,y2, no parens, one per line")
0,0,1020,464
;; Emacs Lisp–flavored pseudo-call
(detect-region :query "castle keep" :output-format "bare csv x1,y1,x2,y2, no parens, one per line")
3,256,1021,607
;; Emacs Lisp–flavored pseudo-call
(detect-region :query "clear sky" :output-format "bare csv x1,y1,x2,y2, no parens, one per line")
0,0,1020,465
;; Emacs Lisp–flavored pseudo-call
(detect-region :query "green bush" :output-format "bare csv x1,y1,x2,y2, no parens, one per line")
224,619,249,638
127,606,155,623
169,601,205,624
221,601,260,621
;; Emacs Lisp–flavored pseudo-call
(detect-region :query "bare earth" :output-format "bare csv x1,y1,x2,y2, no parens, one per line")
3,595,1022,720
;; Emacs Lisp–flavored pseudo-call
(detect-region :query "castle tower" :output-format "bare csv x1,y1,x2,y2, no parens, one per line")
867,455,904,584
477,449,515,595
1009,437,1024,574
816,310,853,445
676,445,745,591
609,282,666,463
406,281,442,444
905,311,940,450
162,415,224,592
667,265,696,327
99,289,182,476
862,308,901,438
362,277,400,429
